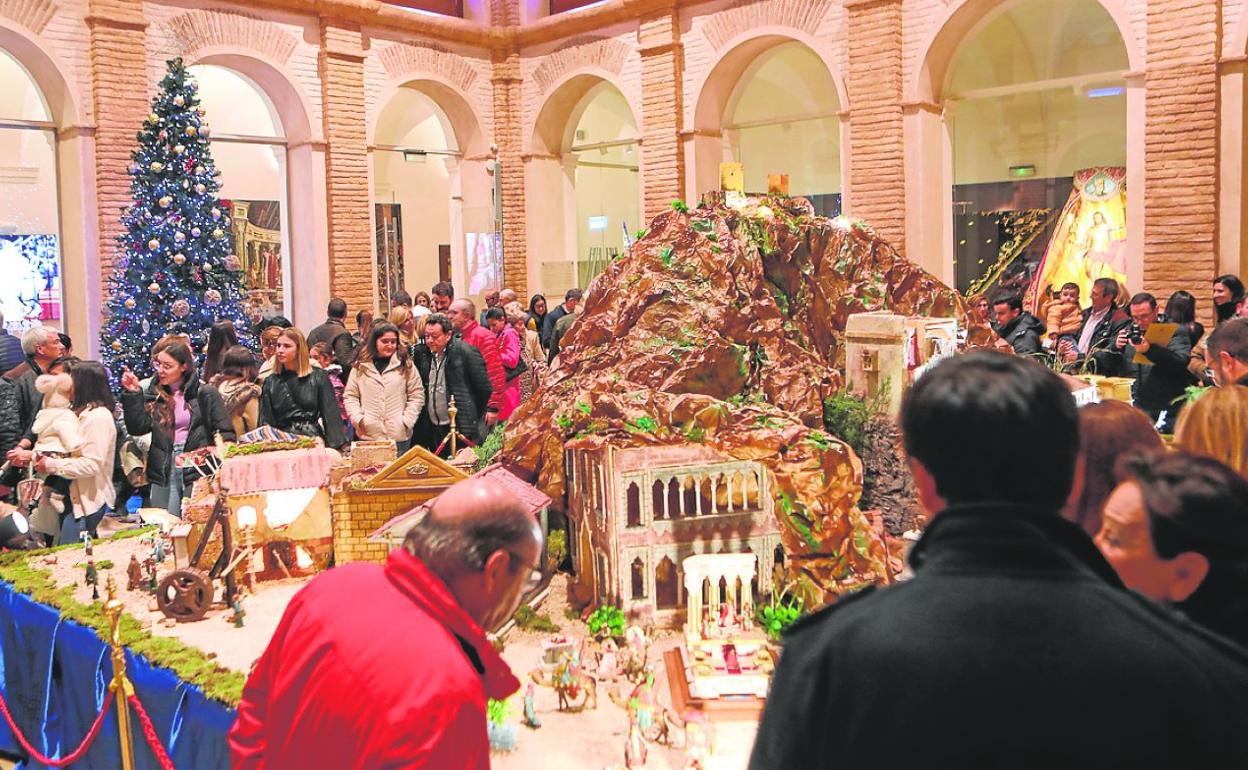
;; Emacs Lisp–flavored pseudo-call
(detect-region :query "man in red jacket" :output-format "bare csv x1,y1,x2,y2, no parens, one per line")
229,478,542,769
447,298,506,428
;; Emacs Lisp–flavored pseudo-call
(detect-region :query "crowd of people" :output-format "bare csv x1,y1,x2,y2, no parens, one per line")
978,273,1248,431
0,282,584,546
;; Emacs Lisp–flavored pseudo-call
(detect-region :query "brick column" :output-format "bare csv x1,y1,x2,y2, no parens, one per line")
86,0,149,281
846,0,906,253
1143,0,1220,311
493,49,528,295
318,20,373,311
638,6,685,221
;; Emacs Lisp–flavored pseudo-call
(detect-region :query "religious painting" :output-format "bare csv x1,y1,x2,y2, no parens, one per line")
0,234,59,331
375,203,405,308
465,231,502,295
224,199,284,316
1026,167,1128,312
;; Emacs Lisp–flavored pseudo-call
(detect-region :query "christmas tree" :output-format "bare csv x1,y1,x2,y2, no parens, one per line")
101,57,251,381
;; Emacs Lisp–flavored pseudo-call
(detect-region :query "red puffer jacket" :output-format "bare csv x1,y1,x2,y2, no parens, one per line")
229,549,520,769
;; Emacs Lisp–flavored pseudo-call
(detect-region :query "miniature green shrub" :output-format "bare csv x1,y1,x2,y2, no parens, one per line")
586,605,625,638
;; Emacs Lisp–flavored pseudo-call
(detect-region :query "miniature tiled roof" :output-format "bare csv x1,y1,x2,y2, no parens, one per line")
472,464,551,515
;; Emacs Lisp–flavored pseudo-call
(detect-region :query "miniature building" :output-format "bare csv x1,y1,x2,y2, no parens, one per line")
565,444,782,627
332,444,467,565
845,312,958,415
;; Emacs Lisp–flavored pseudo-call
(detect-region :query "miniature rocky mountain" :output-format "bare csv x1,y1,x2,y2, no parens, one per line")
503,194,974,606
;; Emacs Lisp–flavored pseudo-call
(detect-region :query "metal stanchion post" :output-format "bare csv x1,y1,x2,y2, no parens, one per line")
104,576,137,770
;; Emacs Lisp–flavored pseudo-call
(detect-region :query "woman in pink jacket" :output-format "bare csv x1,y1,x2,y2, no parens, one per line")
485,306,522,420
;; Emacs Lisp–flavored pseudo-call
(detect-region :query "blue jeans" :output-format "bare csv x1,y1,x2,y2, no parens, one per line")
149,442,186,518
58,506,106,545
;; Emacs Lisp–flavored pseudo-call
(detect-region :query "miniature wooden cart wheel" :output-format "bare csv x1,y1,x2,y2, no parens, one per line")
156,568,213,622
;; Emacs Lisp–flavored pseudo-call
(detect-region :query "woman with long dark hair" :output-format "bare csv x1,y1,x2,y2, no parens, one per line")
526,294,548,340
203,319,240,381
344,322,424,452
1213,274,1244,325
120,340,234,517
34,359,117,543
210,344,261,437
1164,290,1204,346
259,328,348,450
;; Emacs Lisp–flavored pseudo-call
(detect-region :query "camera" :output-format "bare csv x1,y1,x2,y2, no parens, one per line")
1127,321,1143,345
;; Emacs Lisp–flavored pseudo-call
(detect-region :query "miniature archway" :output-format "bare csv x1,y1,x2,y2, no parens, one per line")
526,74,641,298
906,0,1139,288
373,79,490,308
691,35,844,213
187,55,319,326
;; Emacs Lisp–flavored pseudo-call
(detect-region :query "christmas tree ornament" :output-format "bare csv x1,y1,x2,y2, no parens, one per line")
203,263,213,272
191,227,202,238
124,297,136,309
150,161,163,172
173,95,185,107
158,196,172,208
129,162,140,174
172,299,191,318
147,239,160,251
225,254,241,271
181,180,189,189
212,228,224,239
196,166,206,175
174,144,185,155
172,253,186,265
148,282,161,294
174,231,186,243
195,183,206,194
111,339,123,351
185,126,197,137
147,113,159,125
204,289,222,305
211,208,221,220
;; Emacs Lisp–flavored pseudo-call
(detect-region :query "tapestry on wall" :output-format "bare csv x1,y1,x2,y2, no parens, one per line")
1025,166,1127,312
225,199,284,317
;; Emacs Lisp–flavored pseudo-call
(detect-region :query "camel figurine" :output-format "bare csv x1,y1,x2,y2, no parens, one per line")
529,653,598,712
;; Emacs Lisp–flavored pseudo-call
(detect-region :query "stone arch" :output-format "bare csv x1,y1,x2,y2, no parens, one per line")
909,0,1143,104
371,76,489,158
689,31,847,204
0,0,56,35
530,70,641,156
699,0,831,53
903,0,1141,285
378,42,479,95
531,36,632,98
165,10,299,67
190,49,315,144
0,21,82,126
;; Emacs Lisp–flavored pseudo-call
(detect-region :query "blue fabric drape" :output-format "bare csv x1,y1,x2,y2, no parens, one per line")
0,581,235,770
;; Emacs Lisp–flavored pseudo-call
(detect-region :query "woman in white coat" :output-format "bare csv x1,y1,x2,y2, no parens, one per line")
344,322,424,453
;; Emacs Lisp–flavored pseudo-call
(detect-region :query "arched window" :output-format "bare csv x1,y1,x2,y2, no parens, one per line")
944,0,1128,297
631,557,645,599
652,479,666,520
0,48,62,333
626,482,641,527
655,556,679,609
189,64,292,318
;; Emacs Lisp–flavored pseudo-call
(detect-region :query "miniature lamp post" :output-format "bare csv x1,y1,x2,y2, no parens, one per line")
236,505,258,592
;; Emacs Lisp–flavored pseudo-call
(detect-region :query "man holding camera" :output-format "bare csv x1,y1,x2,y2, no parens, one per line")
1116,292,1195,432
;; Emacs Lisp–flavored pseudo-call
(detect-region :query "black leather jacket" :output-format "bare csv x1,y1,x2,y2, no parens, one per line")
120,376,235,487
259,368,347,449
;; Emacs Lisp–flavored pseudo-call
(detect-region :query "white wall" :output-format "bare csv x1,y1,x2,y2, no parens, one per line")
572,85,639,277
373,88,457,298
724,42,841,196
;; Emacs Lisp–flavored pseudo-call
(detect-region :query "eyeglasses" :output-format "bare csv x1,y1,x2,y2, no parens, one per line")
506,551,543,593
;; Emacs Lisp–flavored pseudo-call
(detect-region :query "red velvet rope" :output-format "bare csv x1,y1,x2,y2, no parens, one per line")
128,692,177,770
0,681,113,767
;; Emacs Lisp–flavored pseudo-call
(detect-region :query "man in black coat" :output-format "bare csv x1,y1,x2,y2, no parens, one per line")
1116,291,1194,432
2,326,66,467
1204,317,1248,386
991,292,1045,356
750,351,1248,770
306,297,357,372
411,314,493,453
1058,276,1131,375
540,288,582,351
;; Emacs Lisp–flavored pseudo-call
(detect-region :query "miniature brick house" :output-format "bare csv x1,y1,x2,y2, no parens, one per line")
565,444,783,627
332,444,467,565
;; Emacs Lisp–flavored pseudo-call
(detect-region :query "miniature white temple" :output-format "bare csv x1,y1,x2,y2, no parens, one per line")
683,553,757,641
